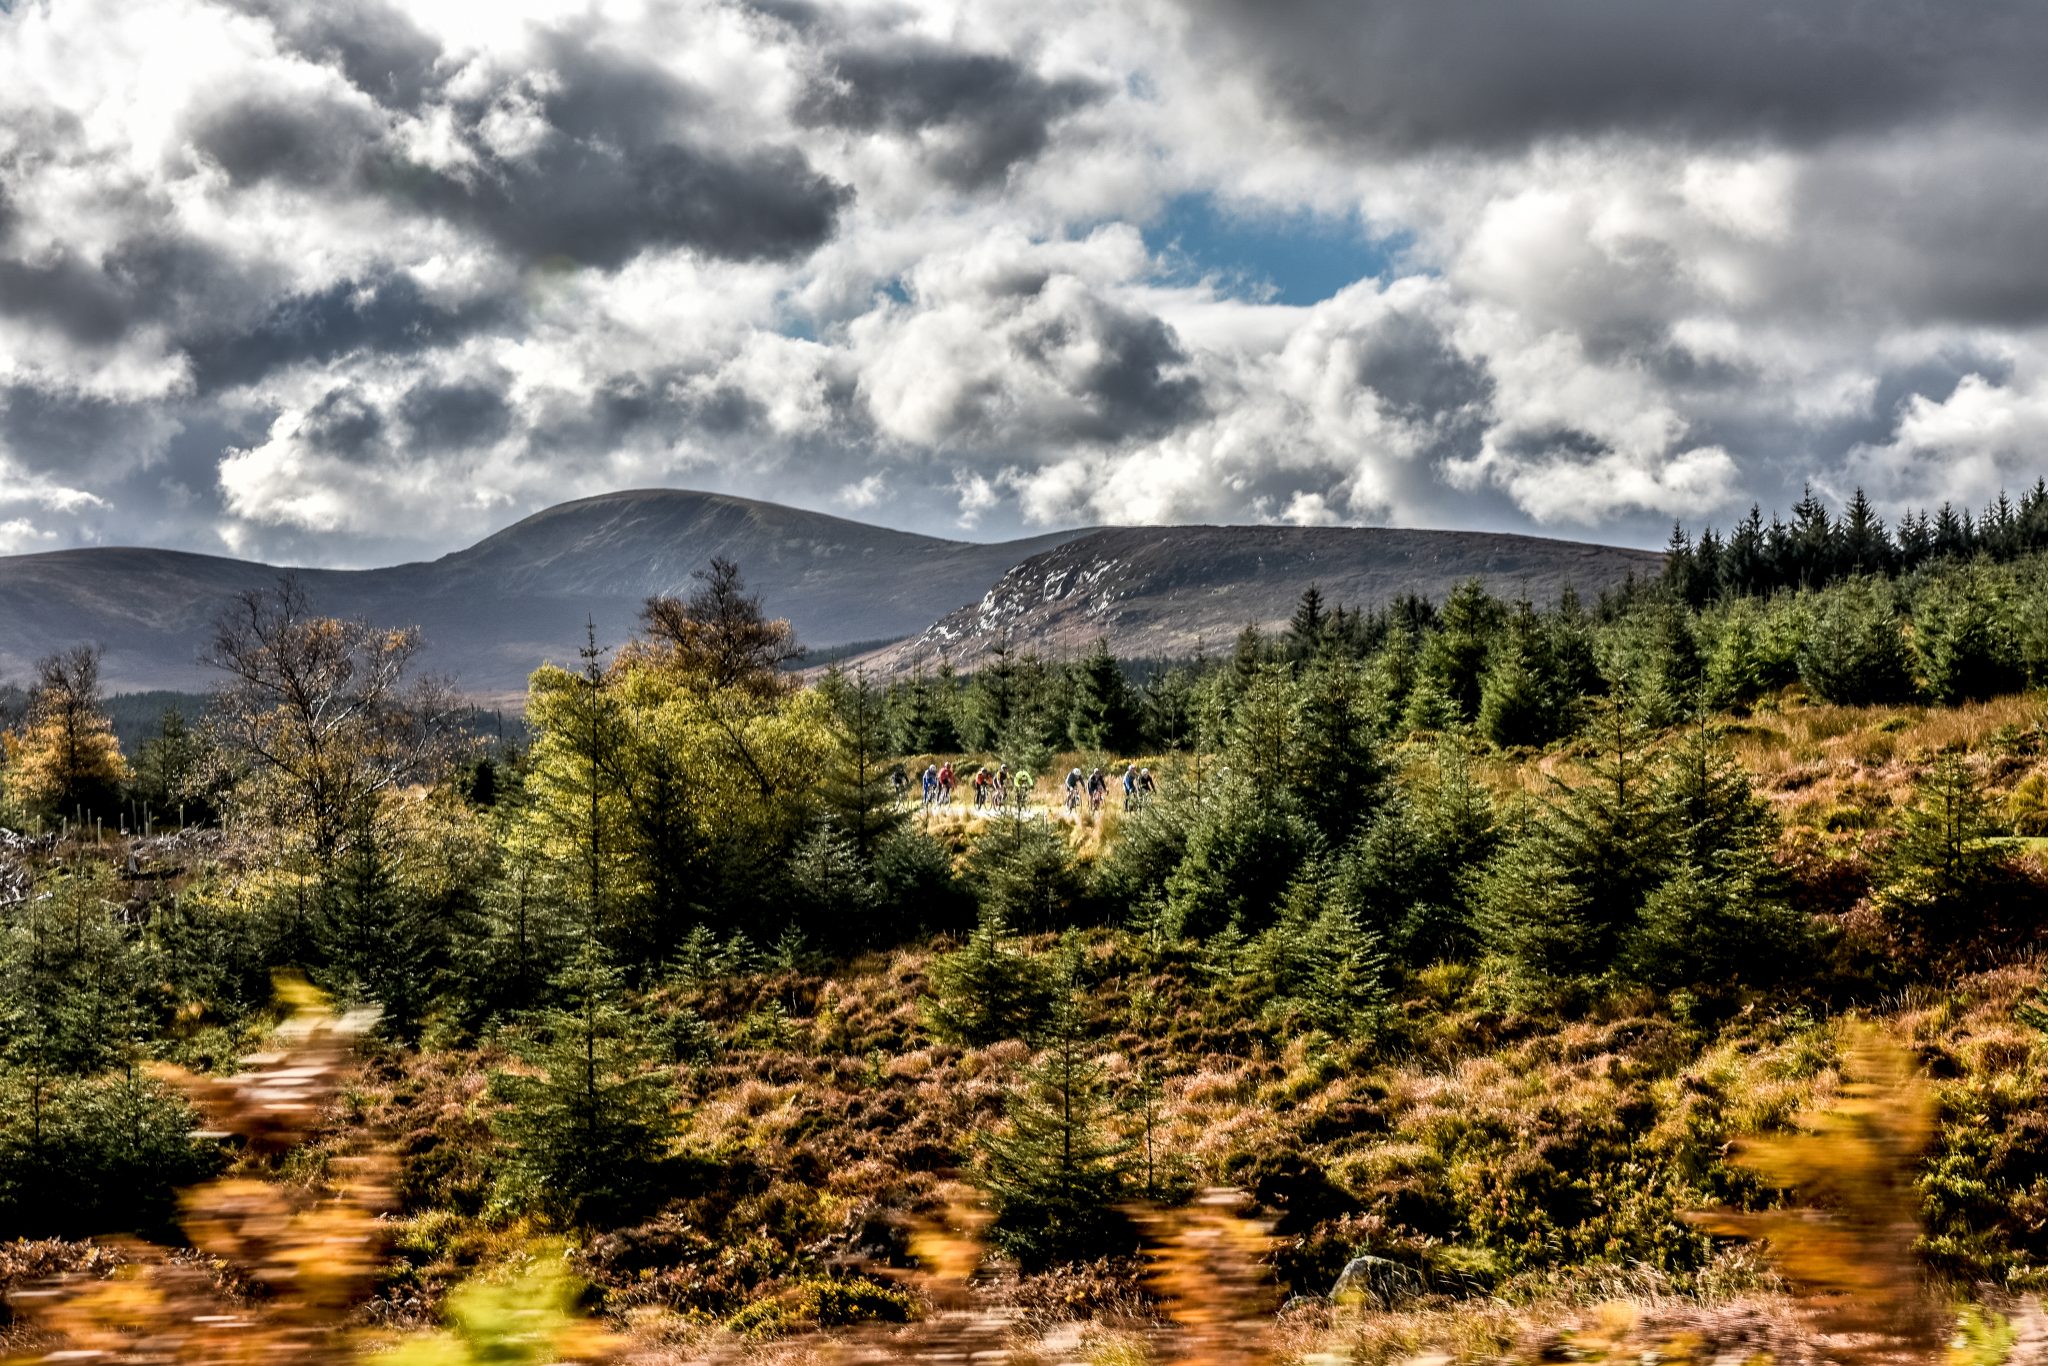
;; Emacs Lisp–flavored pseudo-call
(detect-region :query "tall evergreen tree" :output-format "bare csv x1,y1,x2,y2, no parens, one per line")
1877,753,2012,954
490,941,677,1227
817,668,904,864
1420,579,1503,723
1478,602,1569,748
1286,587,1329,660
1067,640,1140,753
1291,656,1387,842
977,983,1132,1269
1797,581,1916,706
1840,489,1894,577
1914,570,2023,705
1480,695,1672,979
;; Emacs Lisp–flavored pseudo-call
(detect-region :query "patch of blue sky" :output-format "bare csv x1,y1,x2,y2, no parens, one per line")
1144,193,1415,306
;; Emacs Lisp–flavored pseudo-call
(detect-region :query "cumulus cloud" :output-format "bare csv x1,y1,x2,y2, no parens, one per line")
3,0,2046,564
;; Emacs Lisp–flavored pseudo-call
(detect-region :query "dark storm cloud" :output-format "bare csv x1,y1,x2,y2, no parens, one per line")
527,372,771,454
0,385,161,475
797,40,1105,187
189,91,381,187
1348,311,1492,426
368,35,851,267
399,379,513,449
383,142,850,267
186,275,508,391
1179,0,2048,152
228,0,445,110
298,385,385,457
1789,143,2048,327
167,21,849,269
0,251,134,345
1014,297,1205,442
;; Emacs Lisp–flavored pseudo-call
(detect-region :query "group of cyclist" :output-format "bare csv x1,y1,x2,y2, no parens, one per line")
1062,762,1160,813
896,759,1159,816
910,760,1034,812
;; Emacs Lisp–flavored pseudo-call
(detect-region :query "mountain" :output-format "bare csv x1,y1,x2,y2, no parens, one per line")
0,491,1089,697
851,524,1664,675
0,491,1663,698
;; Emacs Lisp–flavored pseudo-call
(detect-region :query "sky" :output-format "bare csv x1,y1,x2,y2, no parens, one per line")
4,0,2048,566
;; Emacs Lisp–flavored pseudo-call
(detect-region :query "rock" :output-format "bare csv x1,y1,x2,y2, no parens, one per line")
1330,1254,1423,1309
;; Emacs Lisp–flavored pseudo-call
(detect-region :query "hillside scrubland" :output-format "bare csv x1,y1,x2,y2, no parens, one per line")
9,494,2048,1365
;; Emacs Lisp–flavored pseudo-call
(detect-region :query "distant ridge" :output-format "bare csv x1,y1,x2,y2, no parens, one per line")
0,490,1660,697
851,524,1664,676
0,490,1088,696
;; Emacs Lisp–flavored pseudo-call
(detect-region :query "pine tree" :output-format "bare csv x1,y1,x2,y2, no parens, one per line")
523,625,633,939
318,820,443,1040
1255,863,1390,1038
1222,663,1299,796
1934,503,1971,560
1419,580,1503,722
1914,570,2022,705
1877,753,2009,952
1480,695,1672,979
1724,505,1768,597
1789,485,1836,588
1291,655,1387,842
1338,741,1497,964
817,668,904,864
1163,773,1315,939
1702,601,1779,714
1137,666,1197,751
956,642,1020,752
132,707,207,825
1840,489,1894,577
462,801,581,1023
924,908,1054,1045
489,940,676,1227
1067,640,1139,753
1692,527,1725,605
967,816,1084,931
1477,602,1568,748
1619,721,1809,989
977,986,1133,1269
787,821,883,941
1646,606,1705,720
1286,587,1328,660
1663,523,1702,607
1797,581,1917,705
892,663,962,753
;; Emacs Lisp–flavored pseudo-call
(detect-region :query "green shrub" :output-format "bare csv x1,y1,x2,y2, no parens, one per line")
726,1275,920,1336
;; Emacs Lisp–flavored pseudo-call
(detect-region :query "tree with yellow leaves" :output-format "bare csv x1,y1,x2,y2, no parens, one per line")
521,583,833,958
1,644,128,825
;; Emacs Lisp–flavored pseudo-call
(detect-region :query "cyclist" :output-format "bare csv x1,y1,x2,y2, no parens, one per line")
892,767,909,805
920,764,938,808
994,763,1011,811
970,766,987,809
1064,766,1085,812
1086,767,1107,813
1120,763,1138,810
1137,767,1156,808
937,761,955,805
1015,767,1034,809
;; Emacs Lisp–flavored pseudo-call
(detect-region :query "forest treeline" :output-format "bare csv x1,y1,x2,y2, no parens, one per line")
3,491,2048,1332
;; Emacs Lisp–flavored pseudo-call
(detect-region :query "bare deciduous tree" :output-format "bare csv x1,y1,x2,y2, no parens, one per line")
204,576,461,870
